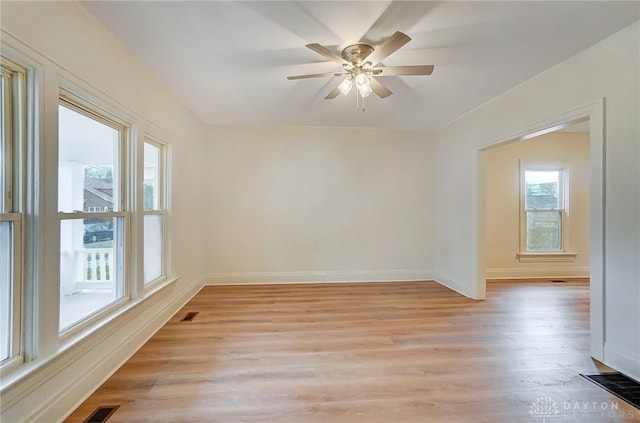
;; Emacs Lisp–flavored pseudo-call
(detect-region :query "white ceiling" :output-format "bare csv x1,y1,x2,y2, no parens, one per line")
81,1,640,130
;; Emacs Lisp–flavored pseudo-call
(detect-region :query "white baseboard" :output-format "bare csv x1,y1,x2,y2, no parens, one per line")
1,275,205,423
604,342,640,383
486,266,589,279
203,269,433,285
433,273,479,299
202,271,487,304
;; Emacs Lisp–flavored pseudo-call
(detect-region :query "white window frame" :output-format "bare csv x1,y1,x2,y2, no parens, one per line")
0,40,178,384
518,163,576,262
1,58,25,371
57,90,131,335
142,135,167,286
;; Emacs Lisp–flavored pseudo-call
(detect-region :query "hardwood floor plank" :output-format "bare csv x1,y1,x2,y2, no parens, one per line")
64,281,640,422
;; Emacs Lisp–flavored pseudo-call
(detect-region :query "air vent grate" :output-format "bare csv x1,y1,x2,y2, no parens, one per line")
83,405,119,423
581,372,640,409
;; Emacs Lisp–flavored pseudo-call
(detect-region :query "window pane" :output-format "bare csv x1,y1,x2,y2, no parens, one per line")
60,217,123,330
143,142,160,211
526,211,561,251
525,170,559,209
58,104,120,213
144,214,163,284
0,74,6,213
0,221,12,361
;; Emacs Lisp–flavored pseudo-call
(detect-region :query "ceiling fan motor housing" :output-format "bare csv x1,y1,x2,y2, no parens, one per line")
341,44,374,66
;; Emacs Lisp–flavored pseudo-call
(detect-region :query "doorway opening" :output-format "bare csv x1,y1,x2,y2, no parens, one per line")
476,100,605,361
484,119,590,282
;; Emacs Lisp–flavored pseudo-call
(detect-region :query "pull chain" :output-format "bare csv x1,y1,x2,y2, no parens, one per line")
355,90,366,112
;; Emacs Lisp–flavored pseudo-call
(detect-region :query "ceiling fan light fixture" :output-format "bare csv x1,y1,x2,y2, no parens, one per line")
354,73,372,98
357,81,373,98
355,73,369,87
338,77,353,96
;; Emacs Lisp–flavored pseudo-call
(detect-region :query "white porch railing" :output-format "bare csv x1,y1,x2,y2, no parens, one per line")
74,248,113,290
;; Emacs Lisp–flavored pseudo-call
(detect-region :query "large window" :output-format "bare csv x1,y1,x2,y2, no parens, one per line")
0,59,25,366
522,167,567,252
143,139,166,284
58,97,127,331
0,47,173,378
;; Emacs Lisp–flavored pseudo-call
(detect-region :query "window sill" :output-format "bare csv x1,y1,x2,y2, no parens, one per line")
517,252,578,263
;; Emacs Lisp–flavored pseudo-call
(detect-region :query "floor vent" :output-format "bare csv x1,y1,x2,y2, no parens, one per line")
581,372,640,409
181,311,199,321
551,279,567,283
83,405,119,423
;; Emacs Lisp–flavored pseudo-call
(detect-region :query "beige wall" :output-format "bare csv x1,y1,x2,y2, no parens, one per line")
204,125,436,284
485,132,590,279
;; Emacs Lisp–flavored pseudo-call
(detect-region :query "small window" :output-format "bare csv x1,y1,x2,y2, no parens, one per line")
57,97,128,332
522,167,567,252
143,138,166,285
1,58,25,366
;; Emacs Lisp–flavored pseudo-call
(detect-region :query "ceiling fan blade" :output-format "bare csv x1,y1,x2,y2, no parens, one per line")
287,72,344,80
364,31,411,66
306,43,348,66
372,65,435,76
368,77,393,98
325,85,341,99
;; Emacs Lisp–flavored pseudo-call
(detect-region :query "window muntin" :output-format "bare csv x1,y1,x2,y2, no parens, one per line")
523,168,566,252
143,139,165,284
58,100,128,332
1,59,25,366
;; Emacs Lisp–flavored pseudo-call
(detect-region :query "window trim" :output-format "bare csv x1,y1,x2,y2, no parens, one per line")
518,162,575,261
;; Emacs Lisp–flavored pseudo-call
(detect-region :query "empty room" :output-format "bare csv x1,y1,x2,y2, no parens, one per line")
1,1,639,422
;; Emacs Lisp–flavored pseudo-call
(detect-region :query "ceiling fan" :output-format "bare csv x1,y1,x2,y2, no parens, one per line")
287,31,434,100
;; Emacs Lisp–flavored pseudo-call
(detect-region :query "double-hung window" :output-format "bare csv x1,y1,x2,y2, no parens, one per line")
0,47,174,380
521,166,568,252
58,94,129,332
1,58,25,367
143,138,166,285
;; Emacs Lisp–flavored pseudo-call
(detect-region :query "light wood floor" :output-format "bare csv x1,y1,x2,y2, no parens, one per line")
65,281,640,422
